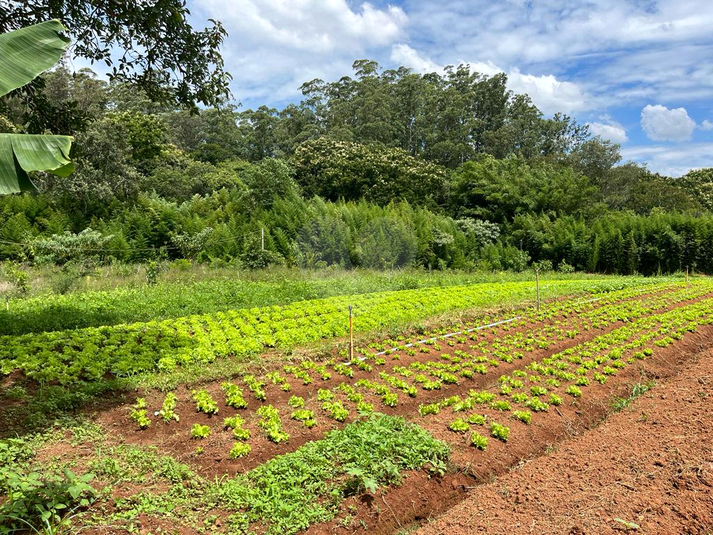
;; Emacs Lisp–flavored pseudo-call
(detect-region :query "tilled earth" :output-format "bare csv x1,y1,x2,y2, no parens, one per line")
415,345,713,535
4,285,713,535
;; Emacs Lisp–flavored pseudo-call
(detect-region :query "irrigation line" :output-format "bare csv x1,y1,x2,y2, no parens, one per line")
371,316,523,357
343,294,605,365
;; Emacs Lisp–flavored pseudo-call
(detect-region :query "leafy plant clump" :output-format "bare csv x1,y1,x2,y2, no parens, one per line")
257,405,289,443
192,389,219,414
448,418,470,433
418,403,440,416
216,414,449,535
470,432,488,450
467,414,486,425
158,392,179,422
224,416,251,440
565,385,582,398
191,424,211,439
490,422,510,442
288,395,305,408
322,401,349,422
130,398,151,429
291,409,316,428
230,442,252,458
512,410,531,424
243,375,267,401
0,466,96,534
222,382,248,409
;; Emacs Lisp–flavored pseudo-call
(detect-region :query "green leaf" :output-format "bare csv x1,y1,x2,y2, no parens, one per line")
0,134,73,194
0,20,70,97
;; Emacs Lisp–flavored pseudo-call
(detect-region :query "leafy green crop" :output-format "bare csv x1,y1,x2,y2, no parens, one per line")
191,424,211,439
257,405,289,443
215,414,449,535
192,390,218,415
470,432,488,450
1,278,658,385
490,422,510,442
158,392,179,422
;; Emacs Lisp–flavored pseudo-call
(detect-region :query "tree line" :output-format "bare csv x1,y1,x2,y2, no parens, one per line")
2,37,713,275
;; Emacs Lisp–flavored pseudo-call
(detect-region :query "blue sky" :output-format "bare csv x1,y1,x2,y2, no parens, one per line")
185,0,713,176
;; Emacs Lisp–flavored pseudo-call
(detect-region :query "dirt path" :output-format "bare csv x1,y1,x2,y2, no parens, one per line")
417,348,713,535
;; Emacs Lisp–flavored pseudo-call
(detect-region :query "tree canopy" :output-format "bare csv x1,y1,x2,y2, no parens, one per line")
0,0,230,110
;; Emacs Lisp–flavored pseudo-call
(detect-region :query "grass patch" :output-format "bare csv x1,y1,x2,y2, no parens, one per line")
612,380,655,412
214,413,449,535
0,380,127,438
1,268,646,336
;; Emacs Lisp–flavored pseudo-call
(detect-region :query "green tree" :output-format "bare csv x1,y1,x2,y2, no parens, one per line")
451,155,596,223
1,0,230,110
39,115,140,212
292,138,447,208
680,168,713,210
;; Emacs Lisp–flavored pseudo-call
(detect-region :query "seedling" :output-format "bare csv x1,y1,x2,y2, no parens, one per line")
470,432,488,450
512,410,531,424
222,382,248,409
448,418,470,433
490,422,510,442
230,442,251,458
159,392,179,422
288,395,305,408
192,389,219,415
467,414,486,425
191,424,211,439
418,403,440,416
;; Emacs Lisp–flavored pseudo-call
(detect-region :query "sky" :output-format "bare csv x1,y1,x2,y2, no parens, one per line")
186,0,713,177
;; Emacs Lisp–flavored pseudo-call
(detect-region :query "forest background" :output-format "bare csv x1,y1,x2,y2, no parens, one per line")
2,2,713,283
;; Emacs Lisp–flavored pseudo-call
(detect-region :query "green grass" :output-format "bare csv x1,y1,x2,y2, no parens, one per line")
0,266,630,335
612,380,655,411
214,413,450,535
7,415,449,534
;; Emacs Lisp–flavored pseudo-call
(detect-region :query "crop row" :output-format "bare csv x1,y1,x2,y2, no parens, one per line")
125,283,713,460
361,281,706,357
418,293,713,450
0,278,646,384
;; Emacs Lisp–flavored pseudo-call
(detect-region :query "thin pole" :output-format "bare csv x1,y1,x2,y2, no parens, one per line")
535,269,541,312
261,227,264,251
349,305,354,361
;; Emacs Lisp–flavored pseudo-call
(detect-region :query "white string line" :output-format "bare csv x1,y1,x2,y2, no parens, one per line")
343,295,605,364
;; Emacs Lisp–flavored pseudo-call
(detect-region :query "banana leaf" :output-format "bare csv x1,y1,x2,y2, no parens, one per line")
0,20,70,97
0,20,73,193
0,134,74,194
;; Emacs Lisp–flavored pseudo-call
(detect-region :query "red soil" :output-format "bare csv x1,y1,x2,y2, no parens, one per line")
6,286,712,535
416,344,713,535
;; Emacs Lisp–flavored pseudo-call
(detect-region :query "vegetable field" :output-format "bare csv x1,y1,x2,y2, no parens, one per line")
1,277,712,534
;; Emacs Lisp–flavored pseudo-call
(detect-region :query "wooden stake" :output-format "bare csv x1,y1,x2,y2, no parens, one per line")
349,305,354,361
535,269,541,312
261,227,265,251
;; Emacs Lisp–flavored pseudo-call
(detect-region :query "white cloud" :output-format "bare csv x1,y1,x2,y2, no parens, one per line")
200,0,407,53
701,120,713,131
389,45,592,116
622,143,713,177
587,121,628,144
390,44,441,73
192,0,408,106
506,68,591,115
463,61,502,78
640,104,696,142
400,1,713,110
